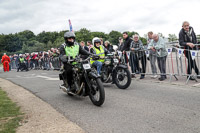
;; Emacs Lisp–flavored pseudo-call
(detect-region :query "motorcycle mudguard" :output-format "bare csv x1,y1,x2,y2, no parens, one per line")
116,64,128,69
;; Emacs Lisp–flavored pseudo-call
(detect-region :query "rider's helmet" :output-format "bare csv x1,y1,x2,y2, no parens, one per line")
19,54,22,57
64,31,76,46
92,37,101,46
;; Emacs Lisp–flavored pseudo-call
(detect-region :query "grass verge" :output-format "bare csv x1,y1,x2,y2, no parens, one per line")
0,88,23,133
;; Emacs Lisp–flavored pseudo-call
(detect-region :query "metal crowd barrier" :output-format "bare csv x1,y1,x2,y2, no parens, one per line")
118,43,200,84
50,57,62,70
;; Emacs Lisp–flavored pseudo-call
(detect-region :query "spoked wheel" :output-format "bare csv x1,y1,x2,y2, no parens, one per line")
114,67,131,89
89,78,105,106
101,66,110,83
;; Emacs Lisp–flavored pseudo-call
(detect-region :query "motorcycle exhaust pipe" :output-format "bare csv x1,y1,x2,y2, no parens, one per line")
59,85,68,93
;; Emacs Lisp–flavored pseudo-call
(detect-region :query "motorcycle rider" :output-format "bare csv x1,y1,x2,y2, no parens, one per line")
59,31,92,90
90,37,109,75
17,54,28,72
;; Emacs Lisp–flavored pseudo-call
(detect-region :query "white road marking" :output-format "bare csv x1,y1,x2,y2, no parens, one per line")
6,74,59,81
46,78,59,81
192,83,200,87
36,75,59,81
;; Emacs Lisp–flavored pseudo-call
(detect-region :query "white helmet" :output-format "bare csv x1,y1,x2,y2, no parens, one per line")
113,45,118,51
92,37,101,45
19,54,22,56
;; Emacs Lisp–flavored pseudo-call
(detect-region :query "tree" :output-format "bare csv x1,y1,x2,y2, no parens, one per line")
127,31,139,38
75,28,92,43
140,37,147,45
36,31,58,44
158,32,165,38
91,32,109,40
168,34,178,42
53,37,64,48
108,31,122,45
22,43,30,53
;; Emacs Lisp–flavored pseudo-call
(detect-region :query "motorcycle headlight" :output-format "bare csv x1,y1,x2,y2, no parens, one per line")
113,59,119,63
105,60,111,65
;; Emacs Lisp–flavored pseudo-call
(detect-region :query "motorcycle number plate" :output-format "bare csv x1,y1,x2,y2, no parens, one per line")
83,64,91,70
113,59,119,63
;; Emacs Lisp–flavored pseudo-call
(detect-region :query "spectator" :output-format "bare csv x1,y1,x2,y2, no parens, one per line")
100,38,104,46
130,34,146,79
25,53,30,68
147,31,157,78
179,21,200,80
48,50,53,69
122,32,133,77
104,41,114,52
148,34,167,81
118,37,124,51
33,52,39,69
43,52,50,70
87,41,93,51
30,53,35,69
80,41,89,59
10,55,16,69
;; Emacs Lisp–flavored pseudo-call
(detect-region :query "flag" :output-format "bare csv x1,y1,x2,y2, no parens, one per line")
166,48,172,55
177,48,184,58
126,51,131,59
145,50,149,57
117,51,122,58
68,19,73,32
190,50,198,60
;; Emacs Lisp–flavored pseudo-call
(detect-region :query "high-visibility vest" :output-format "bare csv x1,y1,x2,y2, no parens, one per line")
64,44,79,64
90,45,105,64
19,58,24,63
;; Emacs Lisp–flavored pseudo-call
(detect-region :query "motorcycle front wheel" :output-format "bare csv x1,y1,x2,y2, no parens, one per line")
89,78,105,106
114,67,131,89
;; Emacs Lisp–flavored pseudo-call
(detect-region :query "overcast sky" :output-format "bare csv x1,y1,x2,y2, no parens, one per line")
0,0,200,37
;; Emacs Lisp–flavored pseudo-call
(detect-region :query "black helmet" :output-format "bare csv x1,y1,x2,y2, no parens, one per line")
64,31,75,46
64,31,75,39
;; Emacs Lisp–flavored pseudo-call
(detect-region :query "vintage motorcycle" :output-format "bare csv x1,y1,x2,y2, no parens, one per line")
92,52,131,89
17,61,29,72
59,55,105,106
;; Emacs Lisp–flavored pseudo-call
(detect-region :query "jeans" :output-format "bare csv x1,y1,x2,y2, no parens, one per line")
93,61,103,75
149,53,157,75
157,56,167,78
43,61,50,70
185,51,199,75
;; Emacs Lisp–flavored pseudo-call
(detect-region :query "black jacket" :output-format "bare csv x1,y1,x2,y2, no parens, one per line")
104,44,114,52
80,46,89,59
122,37,132,51
118,43,124,51
59,42,91,62
179,26,197,50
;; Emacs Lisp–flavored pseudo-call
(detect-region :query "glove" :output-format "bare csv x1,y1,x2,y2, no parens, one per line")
60,55,68,63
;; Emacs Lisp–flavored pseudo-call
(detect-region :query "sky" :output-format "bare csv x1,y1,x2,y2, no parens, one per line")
0,0,200,37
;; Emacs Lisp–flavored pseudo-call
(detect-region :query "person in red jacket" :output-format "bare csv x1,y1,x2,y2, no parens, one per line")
1,53,11,72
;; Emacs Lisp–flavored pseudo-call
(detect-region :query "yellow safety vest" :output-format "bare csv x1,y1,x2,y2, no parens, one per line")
90,45,105,64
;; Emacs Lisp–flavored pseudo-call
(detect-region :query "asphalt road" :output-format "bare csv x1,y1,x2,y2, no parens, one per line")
0,69,200,133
